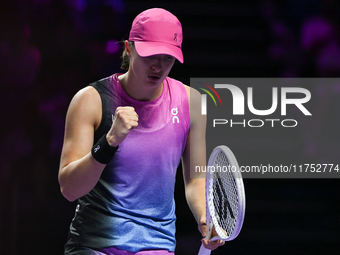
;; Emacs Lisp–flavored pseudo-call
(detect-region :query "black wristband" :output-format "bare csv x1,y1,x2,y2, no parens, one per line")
91,134,118,164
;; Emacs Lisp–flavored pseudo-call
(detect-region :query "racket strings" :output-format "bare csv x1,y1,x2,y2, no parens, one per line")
211,152,239,239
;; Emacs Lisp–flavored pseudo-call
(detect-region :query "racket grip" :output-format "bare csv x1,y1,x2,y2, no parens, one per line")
197,244,211,255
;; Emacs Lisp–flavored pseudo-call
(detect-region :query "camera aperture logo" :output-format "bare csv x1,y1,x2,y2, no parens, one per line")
196,82,312,128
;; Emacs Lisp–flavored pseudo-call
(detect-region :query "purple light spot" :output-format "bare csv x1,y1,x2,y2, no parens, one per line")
105,39,120,54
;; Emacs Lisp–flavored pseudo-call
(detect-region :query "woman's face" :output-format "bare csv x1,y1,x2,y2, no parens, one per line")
128,43,176,87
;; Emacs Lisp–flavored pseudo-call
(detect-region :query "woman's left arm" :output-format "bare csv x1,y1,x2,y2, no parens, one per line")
181,86,224,250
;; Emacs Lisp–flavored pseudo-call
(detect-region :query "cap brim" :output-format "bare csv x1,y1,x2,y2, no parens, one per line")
134,41,183,63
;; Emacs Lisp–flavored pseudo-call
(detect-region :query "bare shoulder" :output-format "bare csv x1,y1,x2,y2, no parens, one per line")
70,86,100,108
183,84,202,107
66,86,102,131
183,84,205,127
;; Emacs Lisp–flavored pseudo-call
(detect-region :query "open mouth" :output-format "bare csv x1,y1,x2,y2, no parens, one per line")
148,75,161,82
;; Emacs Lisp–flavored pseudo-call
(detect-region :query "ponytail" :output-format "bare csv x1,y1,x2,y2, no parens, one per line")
120,41,134,70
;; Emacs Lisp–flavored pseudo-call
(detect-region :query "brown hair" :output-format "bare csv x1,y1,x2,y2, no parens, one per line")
120,41,134,70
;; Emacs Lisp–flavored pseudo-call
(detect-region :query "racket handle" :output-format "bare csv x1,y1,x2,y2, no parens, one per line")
198,214,213,255
197,244,211,255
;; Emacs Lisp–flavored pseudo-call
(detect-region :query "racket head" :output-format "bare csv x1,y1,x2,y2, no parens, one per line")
206,145,246,241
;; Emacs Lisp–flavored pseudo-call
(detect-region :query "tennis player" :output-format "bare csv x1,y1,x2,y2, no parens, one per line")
58,8,224,254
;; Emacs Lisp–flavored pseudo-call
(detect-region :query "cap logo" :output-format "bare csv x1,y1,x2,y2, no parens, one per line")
174,33,177,41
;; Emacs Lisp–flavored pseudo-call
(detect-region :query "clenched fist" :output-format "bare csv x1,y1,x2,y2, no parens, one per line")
106,106,138,147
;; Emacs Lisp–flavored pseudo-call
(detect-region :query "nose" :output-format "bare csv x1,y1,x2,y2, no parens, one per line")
151,56,162,72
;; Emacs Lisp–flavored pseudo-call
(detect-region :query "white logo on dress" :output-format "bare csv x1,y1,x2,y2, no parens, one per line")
171,108,179,123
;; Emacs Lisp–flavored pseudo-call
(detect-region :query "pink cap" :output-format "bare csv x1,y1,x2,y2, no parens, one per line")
129,8,183,63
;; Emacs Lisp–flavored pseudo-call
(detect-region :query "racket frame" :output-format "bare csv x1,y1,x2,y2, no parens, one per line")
206,145,245,242
199,145,245,253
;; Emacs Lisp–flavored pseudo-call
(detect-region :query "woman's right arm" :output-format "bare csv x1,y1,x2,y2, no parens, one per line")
58,86,138,202
58,86,105,202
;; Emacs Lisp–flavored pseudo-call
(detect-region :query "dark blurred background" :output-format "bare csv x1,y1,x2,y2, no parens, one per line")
1,0,340,254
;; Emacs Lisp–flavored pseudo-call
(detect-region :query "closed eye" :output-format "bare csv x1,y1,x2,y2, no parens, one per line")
164,55,175,61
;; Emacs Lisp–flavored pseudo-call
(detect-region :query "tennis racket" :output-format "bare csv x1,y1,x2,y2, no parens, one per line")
198,145,246,255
